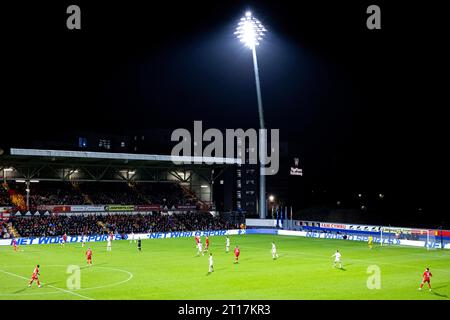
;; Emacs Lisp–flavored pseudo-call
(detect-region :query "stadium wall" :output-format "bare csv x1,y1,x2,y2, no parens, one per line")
245,219,450,250
277,230,450,249
4,204,199,216
1,226,449,249
0,229,245,246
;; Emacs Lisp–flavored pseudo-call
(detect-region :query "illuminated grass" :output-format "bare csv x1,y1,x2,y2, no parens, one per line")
1,234,449,300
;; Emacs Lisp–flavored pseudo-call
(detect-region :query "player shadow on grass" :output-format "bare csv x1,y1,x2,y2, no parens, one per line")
13,287,29,294
333,266,347,271
343,263,353,267
14,281,60,294
205,266,226,275
431,291,448,298
12,288,28,294
430,284,449,298
432,284,448,290
79,262,107,270
334,263,352,271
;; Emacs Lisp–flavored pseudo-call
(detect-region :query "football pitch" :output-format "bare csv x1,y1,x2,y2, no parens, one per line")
1,234,449,300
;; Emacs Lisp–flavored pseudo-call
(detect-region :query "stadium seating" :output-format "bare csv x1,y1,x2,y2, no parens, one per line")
29,181,87,206
0,181,198,208
0,221,8,238
9,212,234,237
0,186,12,206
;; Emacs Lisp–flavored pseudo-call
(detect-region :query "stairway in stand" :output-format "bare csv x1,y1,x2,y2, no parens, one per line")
180,185,207,210
97,221,110,233
71,182,93,204
7,222,20,238
10,192,26,211
129,183,151,204
2,181,26,211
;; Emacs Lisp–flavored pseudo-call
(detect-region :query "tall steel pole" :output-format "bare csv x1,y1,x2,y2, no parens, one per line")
235,11,267,219
26,180,30,211
251,47,266,219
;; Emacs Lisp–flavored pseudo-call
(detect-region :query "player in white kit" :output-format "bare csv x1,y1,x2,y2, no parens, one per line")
272,242,279,259
208,253,214,273
107,235,112,251
197,241,203,256
332,250,342,268
130,231,136,244
81,234,86,247
226,236,230,253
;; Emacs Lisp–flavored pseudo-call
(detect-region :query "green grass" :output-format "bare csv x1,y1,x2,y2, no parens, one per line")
1,234,449,300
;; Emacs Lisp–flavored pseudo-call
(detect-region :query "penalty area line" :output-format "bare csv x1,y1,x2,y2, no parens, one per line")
0,268,95,300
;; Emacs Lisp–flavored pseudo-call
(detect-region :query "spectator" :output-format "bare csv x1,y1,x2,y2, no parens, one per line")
10,212,232,237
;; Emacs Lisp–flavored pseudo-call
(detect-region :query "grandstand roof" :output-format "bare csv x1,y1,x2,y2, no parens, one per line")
3,148,240,167
0,148,238,183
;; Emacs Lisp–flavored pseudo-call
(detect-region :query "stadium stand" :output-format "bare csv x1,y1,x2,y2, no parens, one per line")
0,181,197,208
0,183,12,206
132,183,195,206
0,221,8,238
28,181,87,206
9,212,234,237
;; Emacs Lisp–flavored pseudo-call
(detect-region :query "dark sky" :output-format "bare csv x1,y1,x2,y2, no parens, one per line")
2,1,447,220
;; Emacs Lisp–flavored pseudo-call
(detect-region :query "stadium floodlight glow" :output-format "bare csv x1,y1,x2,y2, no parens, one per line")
128,170,136,175
15,179,26,183
234,9,268,219
3,168,14,172
269,195,275,202
30,179,39,183
234,11,266,49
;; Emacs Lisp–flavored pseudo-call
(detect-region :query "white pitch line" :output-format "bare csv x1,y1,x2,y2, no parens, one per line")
0,268,95,300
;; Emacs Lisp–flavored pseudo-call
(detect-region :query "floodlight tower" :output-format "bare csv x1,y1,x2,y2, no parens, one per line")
234,11,268,219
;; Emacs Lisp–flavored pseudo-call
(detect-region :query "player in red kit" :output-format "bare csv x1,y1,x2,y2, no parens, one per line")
28,265,41,288
195,235,200,251
86,248,93,266
12,238,18,252
234,245,240,263
419,267,432,291
61,233,67,246
205,236,209,252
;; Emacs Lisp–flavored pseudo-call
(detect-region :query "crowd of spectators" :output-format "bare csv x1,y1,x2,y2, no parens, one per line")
80,182,196,206
9,212,234,237
29,182,87,206
0,186,12,206
80,183,143,205
0,182,197,208
1,221,10,239
8,215,104,237
134,183,195,206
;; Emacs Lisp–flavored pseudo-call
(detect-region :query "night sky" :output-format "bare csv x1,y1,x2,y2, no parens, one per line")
2,1,447,224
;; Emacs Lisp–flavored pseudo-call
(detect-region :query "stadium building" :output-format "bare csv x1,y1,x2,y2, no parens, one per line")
0,145,244,228
2,130,303,218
